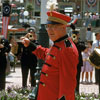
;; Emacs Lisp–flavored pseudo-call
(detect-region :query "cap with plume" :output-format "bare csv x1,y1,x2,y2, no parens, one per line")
46,0,58,11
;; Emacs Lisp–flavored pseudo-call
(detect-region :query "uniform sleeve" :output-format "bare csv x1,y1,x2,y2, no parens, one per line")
32,45,49,60
28,41,37,51
58,43,78,99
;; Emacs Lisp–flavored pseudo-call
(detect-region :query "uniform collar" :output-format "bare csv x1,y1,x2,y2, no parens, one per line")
54,35,68,43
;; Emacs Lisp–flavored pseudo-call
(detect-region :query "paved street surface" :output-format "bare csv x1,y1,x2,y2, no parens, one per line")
6,66,99,95
6,66,30,89
80,67,99,94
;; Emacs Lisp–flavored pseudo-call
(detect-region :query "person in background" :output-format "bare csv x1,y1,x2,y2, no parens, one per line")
14,13,18,24
31,17,36,26
0,35,11,90
71,30,86,93
92,33,100,85
9,36,18,56
19,10,24,19
8,36,18,72
84,11,91,27
20,3,79,100
86,25,92,41
81,62,85,83
81,43,93,84
87,40,93,83
20,28,38,88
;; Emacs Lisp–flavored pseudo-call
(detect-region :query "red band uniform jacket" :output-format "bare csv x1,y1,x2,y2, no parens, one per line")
32,35,79,100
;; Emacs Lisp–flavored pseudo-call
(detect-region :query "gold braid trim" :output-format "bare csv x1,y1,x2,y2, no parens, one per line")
94,47,100,56
48,16,68,25
88,58,100,69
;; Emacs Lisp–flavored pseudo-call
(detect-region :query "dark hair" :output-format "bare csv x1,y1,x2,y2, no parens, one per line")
87,40,93,45
87,28,91,31
95,32,100,36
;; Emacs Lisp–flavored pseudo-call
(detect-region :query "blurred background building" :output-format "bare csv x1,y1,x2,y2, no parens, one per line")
0,0,99,26
0,0,100,40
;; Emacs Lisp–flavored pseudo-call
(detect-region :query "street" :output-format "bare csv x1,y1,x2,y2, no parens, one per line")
6,66,30,88
6,66,99,95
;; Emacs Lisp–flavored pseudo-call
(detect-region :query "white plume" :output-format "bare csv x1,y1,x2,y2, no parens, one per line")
46,0,58,11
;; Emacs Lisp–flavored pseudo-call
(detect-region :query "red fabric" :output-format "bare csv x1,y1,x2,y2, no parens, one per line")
2,17,10,39
66,18,78,27
33,38,78,100
47,11,71,23
32,45,49,61
8,28,25,32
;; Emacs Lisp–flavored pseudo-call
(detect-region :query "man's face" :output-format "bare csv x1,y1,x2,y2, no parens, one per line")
96,33,100,40
46,24,66,41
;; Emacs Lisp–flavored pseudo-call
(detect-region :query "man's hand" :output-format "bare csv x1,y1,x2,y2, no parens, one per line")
20,37,30,47
0,44,4,48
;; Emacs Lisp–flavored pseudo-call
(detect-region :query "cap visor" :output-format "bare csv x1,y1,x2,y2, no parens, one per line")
46,21,60,24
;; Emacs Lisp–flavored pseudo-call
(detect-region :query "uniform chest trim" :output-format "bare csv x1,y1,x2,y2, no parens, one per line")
54,35,68,43
41,72,48,77
39,81,46,87
47,53,56,60
53,45,61,50
58,96,66,100
64,39,72,48
43,62,51,67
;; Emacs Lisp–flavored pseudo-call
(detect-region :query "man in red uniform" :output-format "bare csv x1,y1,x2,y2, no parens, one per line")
21,11,78,100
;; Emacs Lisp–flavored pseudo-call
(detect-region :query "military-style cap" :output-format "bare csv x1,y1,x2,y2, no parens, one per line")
47,11,71,25
72,29,80,35
27,27,36,33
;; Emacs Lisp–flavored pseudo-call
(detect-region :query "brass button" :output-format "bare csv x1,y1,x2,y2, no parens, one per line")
43,83,46,87
53,56,56,60
66,39,68,42
59,48,61,51
46,74,48,77
47,53,49,55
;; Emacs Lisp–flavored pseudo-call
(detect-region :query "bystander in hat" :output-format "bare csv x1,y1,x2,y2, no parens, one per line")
71,29,80,42
26,27,37,40
72,29,80,35
27,27,36,33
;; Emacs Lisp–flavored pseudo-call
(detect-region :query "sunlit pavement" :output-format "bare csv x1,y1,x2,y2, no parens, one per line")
80,67,99,94
6,66,99,94
6,66,30,89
